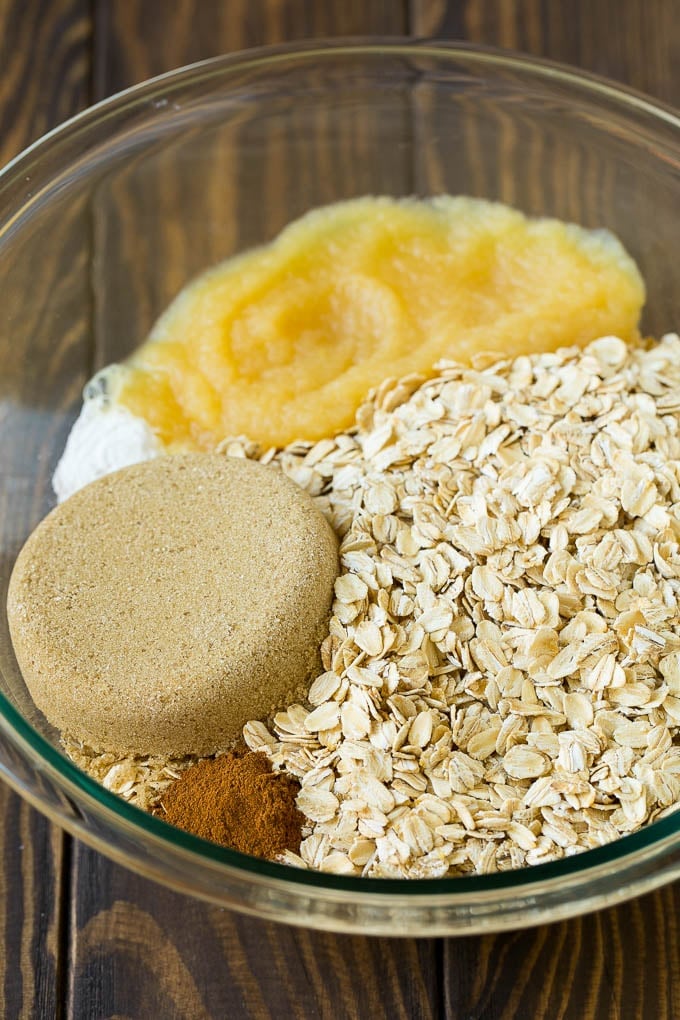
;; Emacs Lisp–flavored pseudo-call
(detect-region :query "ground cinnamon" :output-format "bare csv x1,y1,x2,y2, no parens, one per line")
156,750,304,859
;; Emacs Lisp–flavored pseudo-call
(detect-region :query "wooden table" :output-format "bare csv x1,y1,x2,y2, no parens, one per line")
1,2,678,1017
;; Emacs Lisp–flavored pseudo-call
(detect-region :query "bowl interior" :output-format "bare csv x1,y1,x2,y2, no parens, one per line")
1,43,680,932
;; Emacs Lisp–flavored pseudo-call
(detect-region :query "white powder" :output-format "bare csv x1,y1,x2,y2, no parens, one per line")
53,397,161,502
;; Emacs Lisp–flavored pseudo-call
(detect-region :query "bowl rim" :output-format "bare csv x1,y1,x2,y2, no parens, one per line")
1,37,680,901
1,37,678,194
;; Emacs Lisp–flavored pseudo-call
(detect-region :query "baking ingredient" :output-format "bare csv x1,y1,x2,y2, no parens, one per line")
156,750,304,858
52,392,161,503
95,196,644,451
8,454,338,756
70,334,680,876
243,333,680,877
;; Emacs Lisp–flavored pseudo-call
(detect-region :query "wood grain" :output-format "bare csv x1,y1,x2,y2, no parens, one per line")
0,785,68,1020
439,883,680,1019
0,0,91,155
93,0,408,94
1,2,680,1018
412,0,680,104
0,2,91,1017
68,855,439,1020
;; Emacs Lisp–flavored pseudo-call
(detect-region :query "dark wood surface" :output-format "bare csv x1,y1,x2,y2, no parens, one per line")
1,2,679,1017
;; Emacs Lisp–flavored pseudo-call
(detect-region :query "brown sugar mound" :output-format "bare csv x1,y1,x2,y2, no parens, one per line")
156,750,304,858
7,454,338,756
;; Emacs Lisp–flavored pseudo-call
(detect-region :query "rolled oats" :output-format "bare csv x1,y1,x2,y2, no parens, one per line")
248,333,680,876
67,334,680,878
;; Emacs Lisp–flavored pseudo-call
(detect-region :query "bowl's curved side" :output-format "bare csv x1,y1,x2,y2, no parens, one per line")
1,41,679,934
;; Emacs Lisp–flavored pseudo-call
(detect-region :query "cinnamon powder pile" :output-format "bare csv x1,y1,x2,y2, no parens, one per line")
157,750,304,859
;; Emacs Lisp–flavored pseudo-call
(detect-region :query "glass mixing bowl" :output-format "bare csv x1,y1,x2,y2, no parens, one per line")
1,41,680,936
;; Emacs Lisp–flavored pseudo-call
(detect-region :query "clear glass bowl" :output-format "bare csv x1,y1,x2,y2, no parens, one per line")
1,41,680,936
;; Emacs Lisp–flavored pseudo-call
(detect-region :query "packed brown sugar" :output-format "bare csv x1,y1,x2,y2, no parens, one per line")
7,455,339,757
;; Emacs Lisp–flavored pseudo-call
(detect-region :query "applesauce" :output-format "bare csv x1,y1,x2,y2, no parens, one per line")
115,196,644,449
